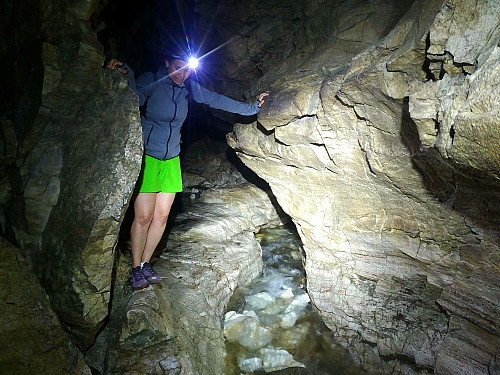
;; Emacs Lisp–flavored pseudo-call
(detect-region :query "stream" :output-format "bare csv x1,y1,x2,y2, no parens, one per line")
223,224,367,375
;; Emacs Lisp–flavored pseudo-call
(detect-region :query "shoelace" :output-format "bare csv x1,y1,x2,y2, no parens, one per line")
142,263,155,275
130,268,144,282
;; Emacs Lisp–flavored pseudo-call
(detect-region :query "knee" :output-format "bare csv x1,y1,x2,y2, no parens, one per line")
134,212,153,228
152,211,169,225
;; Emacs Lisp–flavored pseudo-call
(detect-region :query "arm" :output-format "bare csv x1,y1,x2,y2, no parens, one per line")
190,81,268,116
107,58,154,106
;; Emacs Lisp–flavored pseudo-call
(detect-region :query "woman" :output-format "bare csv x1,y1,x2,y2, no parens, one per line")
108,52,268,289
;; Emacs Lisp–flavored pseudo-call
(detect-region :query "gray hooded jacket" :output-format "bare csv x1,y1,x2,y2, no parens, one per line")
124,64,260,160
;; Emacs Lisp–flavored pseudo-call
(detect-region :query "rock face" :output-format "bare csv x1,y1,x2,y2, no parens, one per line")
0,238,91,374
85,174,283,374
226,0,500,373
1,0,143,349
2,0,500,374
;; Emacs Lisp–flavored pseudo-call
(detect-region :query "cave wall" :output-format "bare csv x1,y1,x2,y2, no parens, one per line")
1,0,143,350
0,0,43,147
0,237,91,373
32,0,143,348
226,0,500,373
2,0,499,373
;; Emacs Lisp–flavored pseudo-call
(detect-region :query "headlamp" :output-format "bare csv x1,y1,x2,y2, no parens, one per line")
169,51,200,70
188,56,199,70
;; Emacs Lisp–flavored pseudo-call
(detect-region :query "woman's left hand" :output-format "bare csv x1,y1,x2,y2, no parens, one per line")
257,92,269,108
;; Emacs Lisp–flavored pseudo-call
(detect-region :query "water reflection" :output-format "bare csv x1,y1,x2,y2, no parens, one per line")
224,225,366,375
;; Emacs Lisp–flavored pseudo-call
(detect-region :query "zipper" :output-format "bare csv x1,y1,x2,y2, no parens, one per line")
145,127,153,145
164,84,177,159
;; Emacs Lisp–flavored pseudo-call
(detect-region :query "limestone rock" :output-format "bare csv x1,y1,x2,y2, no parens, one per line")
259,347,305,372
224,311,273,351
90,181,283,375
3,0,500,374
229,0,500,373
0,238,91,374
3,0,143,349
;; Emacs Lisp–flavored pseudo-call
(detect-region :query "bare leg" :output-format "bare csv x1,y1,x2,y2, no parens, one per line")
130,192,157,268
141,192,176,263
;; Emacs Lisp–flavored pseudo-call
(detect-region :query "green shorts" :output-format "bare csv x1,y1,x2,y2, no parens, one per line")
135,155,183,193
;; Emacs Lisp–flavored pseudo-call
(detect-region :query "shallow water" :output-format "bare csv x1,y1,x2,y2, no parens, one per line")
224,225,367,375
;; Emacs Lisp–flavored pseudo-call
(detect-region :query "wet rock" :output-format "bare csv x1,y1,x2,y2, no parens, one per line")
92,181,283,375
280,293,310,328
237,347,306,373
228,0,500,373
275,322,312,352
3,0,500,374
225,311,273,351
260,347,305,372
238,357,263,373
245,291,276,310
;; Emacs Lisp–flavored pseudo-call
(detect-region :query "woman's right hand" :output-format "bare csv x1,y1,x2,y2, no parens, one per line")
257,92,269,108
107,58,128,74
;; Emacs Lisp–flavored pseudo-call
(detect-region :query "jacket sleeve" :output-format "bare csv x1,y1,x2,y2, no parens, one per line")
122,63,154,106
190,80,260,116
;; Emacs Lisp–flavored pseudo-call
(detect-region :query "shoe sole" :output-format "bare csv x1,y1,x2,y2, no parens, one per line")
132,283,149,290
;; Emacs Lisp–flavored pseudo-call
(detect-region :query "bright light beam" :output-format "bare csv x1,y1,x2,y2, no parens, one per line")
195,36,239,62
188,56,199,69
168,36,239,78
141,36,241,86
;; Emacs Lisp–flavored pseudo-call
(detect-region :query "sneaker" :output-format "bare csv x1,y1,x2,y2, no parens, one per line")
141,262,162,284
129,266,149,290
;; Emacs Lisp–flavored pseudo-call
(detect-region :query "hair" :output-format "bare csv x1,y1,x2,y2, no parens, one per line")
165,49,188,63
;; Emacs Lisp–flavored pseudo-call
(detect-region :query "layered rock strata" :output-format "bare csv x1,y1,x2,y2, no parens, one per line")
227,0,500,373
1,0,143,348
2,0,500,374
86,180,283,374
